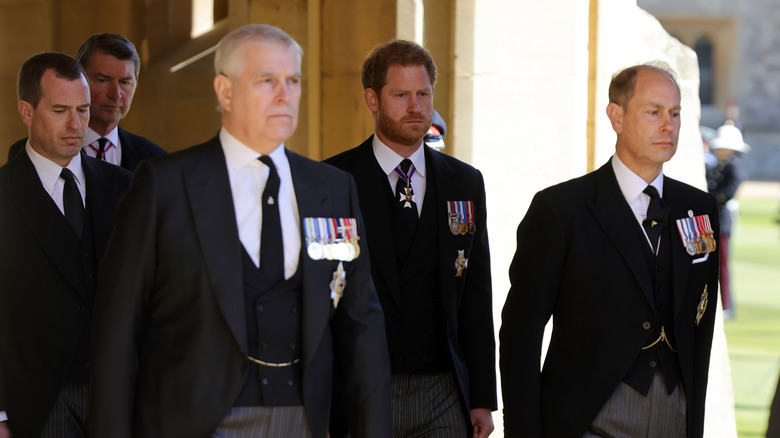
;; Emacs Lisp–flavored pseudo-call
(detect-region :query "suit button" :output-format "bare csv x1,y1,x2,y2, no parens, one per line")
287,380,294,387
393,314,401,322
642,321,651,330
77,305,86,311
261,342,268,349
257,304,264,311
261,378,269,385
650,361,657,368
84,361,91,368
288,343,296,350
290,305,297,313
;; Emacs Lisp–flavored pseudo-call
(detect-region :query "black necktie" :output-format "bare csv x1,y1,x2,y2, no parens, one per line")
96,138,109,161
395,159,418,234
643,185,668,255
258,155,284,284
60,168,84,238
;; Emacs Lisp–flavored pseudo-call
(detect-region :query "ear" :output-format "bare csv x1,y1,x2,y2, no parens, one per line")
365,88,379,113
606,102,624,134
18,100,33,128
214,74,233,113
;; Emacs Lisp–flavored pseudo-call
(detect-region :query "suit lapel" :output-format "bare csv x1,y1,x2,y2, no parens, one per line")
287,150,332,367
664,179,693,319
349,140,403,307
587,163,654,305
117,127,135,171
8,152,84,296
183,137,247,352
82,155,121,254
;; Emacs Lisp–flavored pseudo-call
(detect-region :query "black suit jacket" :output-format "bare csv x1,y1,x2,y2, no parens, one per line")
0,149,131,437
499,161,720,438
325,136,497,413
89,136,391,438
7,127,165,171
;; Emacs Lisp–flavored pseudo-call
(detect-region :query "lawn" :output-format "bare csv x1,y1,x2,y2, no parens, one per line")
725,195,780,437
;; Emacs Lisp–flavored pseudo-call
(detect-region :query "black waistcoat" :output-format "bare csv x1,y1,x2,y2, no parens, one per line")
234,248,304,407
623,222,680,395
62,207,96,384
386,165,450,374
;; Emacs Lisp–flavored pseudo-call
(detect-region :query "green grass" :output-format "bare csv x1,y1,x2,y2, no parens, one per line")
725,196,780,437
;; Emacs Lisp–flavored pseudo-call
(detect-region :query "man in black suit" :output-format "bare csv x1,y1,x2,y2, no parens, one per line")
0,52,131,437
89,24,391,438
500,64,720,437
326,40,497,437
7,34,165,170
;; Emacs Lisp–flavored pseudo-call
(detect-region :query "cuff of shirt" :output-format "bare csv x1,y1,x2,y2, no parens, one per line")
0,410,7,421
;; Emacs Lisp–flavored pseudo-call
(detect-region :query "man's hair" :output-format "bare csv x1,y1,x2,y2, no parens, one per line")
608,62,679,110
18,52,86,108
214,24,303,78
76,33,141,77
361,40,437,92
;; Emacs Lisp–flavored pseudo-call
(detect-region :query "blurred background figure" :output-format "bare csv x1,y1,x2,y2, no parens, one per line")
706,122,751,319
424,109,447,151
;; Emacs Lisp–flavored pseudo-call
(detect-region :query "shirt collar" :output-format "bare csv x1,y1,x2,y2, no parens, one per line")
371,135,426,177
85,125,120,149
26,140,85,190
611,154,664,203
220,127,288,172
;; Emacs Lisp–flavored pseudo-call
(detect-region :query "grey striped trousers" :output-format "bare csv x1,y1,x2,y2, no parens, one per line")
212,405,311,438
584,372,687,437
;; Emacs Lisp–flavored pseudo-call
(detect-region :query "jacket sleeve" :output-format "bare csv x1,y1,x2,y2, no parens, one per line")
499,190,565,437
331,173,393,438
89,161,159,438
458,170,498,411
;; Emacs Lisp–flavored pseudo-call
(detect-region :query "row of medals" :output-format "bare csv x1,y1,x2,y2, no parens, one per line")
684,232,716,256
307,238,360,262
449,213,476,236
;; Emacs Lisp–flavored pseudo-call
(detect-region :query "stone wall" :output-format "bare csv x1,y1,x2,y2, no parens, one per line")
638,0,780,181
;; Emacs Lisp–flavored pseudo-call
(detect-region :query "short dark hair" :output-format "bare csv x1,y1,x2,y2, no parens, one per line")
361,40,437,92
76,33,140,77
609,62,679,110
18,52,86,108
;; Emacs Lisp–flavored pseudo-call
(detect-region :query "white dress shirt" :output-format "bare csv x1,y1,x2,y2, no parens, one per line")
372,135,427,217
26,141,86,212
220,128,301,278
611,154,664,251
84,126,121,166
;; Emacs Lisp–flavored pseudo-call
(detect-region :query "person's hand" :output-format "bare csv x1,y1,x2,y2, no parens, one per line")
471,407,494,438
0,421,11,438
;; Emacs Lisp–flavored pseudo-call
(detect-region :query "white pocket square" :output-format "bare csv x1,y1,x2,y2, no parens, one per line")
691,253,709,264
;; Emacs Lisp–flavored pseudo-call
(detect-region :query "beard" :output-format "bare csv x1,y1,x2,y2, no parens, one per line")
376,105,432,147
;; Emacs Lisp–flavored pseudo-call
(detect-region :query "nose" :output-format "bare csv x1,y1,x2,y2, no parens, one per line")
67,109,82,130
408,95,422,113
107,81,122,100
275,82,290,103
660,111,678,132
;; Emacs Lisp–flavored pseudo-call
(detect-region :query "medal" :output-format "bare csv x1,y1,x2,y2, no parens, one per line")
465,201,476,235
448,202,460,235
304,218,325,260
454,249,468,277
696,285,708,326
304,217,361,261
676,217,698,256
394,162,416,208
330,262,346,308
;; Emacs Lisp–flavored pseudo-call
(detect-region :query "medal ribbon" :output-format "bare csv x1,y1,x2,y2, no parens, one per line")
393,163,416,187
466,201,474,227
327,218,338,243
457,201,465,225
703,215,714,235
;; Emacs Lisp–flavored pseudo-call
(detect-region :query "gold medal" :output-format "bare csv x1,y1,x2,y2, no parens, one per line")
460,223,467,235
696,285,708,326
